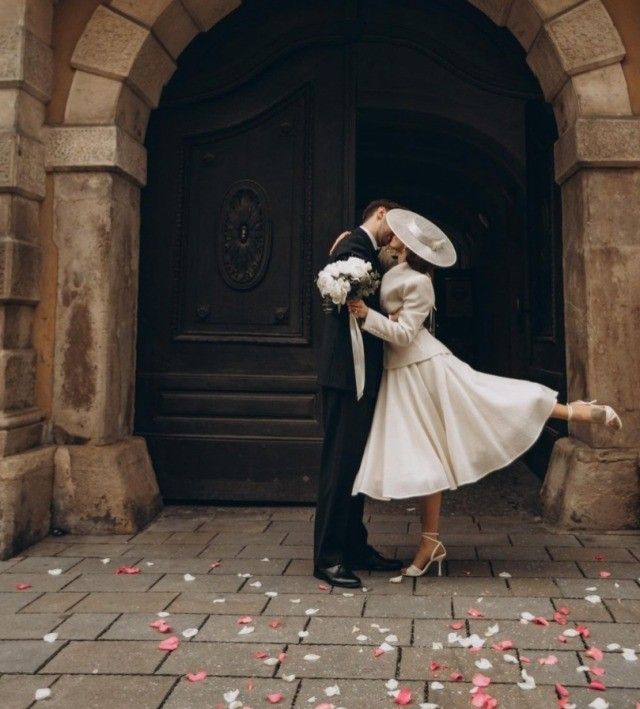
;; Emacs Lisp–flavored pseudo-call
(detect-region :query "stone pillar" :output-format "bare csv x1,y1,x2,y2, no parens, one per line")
45,127,161,534
0,0,56,558
541,120,640,529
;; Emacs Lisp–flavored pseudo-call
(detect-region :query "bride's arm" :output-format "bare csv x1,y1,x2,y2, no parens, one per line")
351,277,433,347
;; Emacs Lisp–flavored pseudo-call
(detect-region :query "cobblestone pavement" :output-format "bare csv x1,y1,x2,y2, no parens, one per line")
1,468,639,708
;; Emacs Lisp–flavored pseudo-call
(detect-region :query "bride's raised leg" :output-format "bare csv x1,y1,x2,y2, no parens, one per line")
404,492,446,574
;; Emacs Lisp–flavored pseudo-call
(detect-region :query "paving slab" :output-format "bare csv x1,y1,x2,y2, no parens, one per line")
0,612,64,639
239,575,335,595
605,598,640,623
554,578,640,600
52,613,119,639
0,639,64,672
0,591,42,613
265,593,365,617
102,613,208,640
0,674,57,709
56,544,130,558
581,620,640,649
509,533,581,547
212,531,288,545
523,650,590,685
149,573,243,593
488,560,583,577
430,681,568,707
577,534,640,548
61,572,164,593
237,545,313,559
166,592,268,615
303,616,412,646
477,545,551,560
277,643,397,679
507,578,561,596
413,618,468,646
4,557,84,574
548,546,637,561
61,557,144,575
0,573,79,592
364,595,451,619
578,561,640,579
70,592,178,613
18,592,85,614
40,640,162,674
578,649,640,688
445,560,493,577
195,613,307,644
163,531,218,545
207,558,289,575
413,577,510,596
121,544,209,559
467,619,586,651
164,677,298,708
40,675,175,709
297,679,425,708
551,597,615,622
400,646,521,682
568,687,640,707
157,641,285,676
451,596,554,620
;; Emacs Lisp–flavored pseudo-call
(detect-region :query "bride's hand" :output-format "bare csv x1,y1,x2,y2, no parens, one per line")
389,309,401,322
347,299,368,319
329,230,350,255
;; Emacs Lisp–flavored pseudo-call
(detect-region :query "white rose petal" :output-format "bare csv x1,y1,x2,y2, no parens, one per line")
238,625,254,635
389,575,404,583
157,611,170,617
498,572,512,578
419,704,439,709
563,628,580,637
35,688,52,701
305,608,319,616
223,689,240,704
324,685,340,697
290,598,301,604
101,558,110,564
212,598,226,604
431,642,443,650
182,627,198,639
474,658,492,670
43,633,58,643
606,643,621,651
183,573,196,582
263,657,279,666
377,642,395,653
430,681,444,690
622,648,638,662
484,623,500,637
589,699,610,709
249,581,262,588
585,595,602,604
298,630,309,638
385,634,398,644
385,679,399,691
282,673,296,682
47,568,63,576
265,591,278,598
304,654,321,662
503,654,518,664
356,635,368,642
517,668,536,690
342,593,354,597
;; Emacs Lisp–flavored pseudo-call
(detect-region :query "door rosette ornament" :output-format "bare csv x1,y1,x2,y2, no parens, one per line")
218,181,272,290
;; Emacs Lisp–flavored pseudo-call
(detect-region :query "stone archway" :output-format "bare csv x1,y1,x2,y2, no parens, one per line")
27,0,640,540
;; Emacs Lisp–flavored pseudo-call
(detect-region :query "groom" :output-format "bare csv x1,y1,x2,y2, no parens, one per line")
314,199,403,588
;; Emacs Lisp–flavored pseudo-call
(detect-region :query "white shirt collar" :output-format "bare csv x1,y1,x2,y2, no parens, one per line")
359,224,379,251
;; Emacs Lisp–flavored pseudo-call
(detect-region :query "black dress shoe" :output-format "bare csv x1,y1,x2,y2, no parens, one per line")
348,547,403,572
313,564,361,588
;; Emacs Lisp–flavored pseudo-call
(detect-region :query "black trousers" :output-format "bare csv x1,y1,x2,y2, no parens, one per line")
313,386,377,568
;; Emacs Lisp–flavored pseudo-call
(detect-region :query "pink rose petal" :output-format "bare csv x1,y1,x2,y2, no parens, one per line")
599,571,611,578
149,619,172,633
277,652,287,662
557,635,567,644
373,647,385,657
430,661,441,672
557,607,570,616
555,683,569,698
246,679,255,690
467,608,485,618
491,640,514,651
589,680,606,691
15,582,31,590
450,621,464,630
586,646,604,662
114,566,140,575
158,636,180,651
450,672,464,681
315,705,334,709
186,671,207,682
553,611,568,625
521,656,530,663
472,672,491,688
471,690,498,709
591,666,606,677
576,624,591,639
237,616,253,625
394,688,412,705
538,654,559,666
533,616,549,626
266,693,283,704
269,620,282,629
317,583,330,591
210,561,221,569
255,651,268,659
594,553,605,561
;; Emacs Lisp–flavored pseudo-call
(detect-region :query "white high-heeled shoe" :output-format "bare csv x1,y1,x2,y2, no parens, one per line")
567,399,623,430
402,532,447,577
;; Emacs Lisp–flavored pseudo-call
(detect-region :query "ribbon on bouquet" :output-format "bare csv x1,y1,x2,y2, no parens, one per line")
349,312,366,400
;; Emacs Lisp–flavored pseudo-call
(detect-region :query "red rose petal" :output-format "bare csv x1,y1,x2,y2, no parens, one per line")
317,583,330,591
553,611,568,625
594,553,605,561
472,673,491,688
269,620,282,629
394,688,412,705
599,571,611,578
555,683,569,699
533,616,550,626
158,636,180,651
467,607,485,618
491,640,514,651
591,666,606,677
450,672,464,681
255,651,268,659
576,624,591,639
450,621,464,630
15,583,31,590
373,647,385,657
430,661,441,671
237,616,253,625
186,671,207,682
586,646,604,662
589,680,606,691
210,561,221,569
114,566,140,575
557,607,570,616
266,692,283,704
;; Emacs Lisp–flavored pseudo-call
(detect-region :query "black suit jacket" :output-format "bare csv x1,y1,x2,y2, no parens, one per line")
317,227,384,399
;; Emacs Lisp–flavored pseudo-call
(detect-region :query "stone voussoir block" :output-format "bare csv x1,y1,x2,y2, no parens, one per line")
506,0,543,50
528,0,585,21
554,117,640,183
0,444,55,559
0,130,45,199
52,436,162,534
541,437,640,530
0,348,36,410
467,0,515,25
181,0,241,31
0,236,40,302
45,125,146,186
0,193,39,242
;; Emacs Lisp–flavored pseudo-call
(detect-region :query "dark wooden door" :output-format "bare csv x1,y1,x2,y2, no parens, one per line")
136,40,352,501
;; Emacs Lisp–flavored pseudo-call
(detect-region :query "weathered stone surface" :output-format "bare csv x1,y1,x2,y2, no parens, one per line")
0,0,53,44
65,72,151,142
45,126,146,186
0,131,45,199
555,117,640,182
546,0,624,74
181,0,241,31
0,348,35,410
51,172,141,441
41,640,161,674
52,437,162,534
165,677,299,709
528,0,585,21
506,0,542,49
541,438,640,529
0,193,39,243
554,64,632,135
128,33,176,108
0,88,44,140
0,445,54,559
0,27,52,102
0,237,40,301
0,419,42,456
467,0,514,25
526,26,567,99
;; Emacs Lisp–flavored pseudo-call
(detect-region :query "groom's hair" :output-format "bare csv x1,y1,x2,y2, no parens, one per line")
361,199,401,222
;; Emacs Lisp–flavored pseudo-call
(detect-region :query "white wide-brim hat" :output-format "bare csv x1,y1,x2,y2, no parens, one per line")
386,208,457,267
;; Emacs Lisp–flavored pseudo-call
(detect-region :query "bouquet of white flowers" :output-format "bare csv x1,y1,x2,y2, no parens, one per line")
316,256,381,400
316,256,381,314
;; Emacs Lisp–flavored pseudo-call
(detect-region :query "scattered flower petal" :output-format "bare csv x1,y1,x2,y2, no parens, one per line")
114,566,140,575
186,671,207,682
324,685,340,697
389,575,404,584
183,573,196,582
35,688,52,701
430,682,444,690
182,627,198,639
282,673,296,682
588,680,606,691
491,640,514,651
298,630,309,638
304,654,320,662
16,583,32,590
237,616,253,625
555,683,570,698
150,619,172,633
588,699,609,709
599,571,611,578
158,636,180,651
498,571,511,578
450,672,464,681
210,561,221,568
47,568,63,576
394,688,412,705
467,608,485,618
386,679,399,691
585,595,602,604
472,673,491,688
622,648,638,662
43,633,58,643
517,668,536,690
538,655,558,666
305,608,319,616
586,647,604,662
450,621,465,630
475,658,493,670
238,626,255,635
266,692,284,704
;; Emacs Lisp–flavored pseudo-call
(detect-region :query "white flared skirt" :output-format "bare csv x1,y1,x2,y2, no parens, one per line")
352,352,558,500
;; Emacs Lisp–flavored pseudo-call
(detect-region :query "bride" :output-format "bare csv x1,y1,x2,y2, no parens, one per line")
346,208,623,579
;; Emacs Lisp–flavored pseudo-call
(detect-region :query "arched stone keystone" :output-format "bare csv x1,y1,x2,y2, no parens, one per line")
181,0,241,32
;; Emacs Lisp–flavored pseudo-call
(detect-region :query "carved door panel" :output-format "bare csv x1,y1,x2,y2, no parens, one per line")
136,45,351,501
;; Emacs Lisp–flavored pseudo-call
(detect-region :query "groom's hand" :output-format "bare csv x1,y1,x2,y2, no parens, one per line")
329,230,350,255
